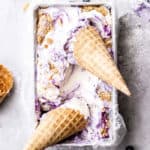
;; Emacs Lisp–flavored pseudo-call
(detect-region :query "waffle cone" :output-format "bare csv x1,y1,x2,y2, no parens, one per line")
0,65,13,103
73,26,131,96
24,108,87,150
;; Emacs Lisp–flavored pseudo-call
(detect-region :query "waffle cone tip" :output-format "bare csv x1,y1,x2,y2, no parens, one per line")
121,85,131,96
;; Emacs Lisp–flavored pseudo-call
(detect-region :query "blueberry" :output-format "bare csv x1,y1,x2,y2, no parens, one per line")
126,145,134,150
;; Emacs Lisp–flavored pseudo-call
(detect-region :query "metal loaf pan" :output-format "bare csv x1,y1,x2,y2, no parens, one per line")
29,0,126,148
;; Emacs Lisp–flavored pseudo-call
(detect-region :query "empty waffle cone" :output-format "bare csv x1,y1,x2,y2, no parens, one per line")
24,108,87,150
73,26,131,96
0,65,13,103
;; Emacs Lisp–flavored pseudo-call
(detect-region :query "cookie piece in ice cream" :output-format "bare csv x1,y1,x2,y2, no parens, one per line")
37,12,53,44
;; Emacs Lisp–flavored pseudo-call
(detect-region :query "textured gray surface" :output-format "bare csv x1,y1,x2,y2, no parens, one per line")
117,8,150,150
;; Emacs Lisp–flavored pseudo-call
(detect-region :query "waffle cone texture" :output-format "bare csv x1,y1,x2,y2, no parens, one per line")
0,64,13,103
73,26,131,96
24,108,87,150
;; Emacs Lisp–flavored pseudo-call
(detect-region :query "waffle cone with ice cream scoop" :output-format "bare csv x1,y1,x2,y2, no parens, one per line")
73,26,131,96
24,98,88,150
0,64,13,103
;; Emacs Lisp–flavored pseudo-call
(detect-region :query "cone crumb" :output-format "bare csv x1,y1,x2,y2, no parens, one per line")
23,2,30,12
47,38,53,44
81,6,109,16
104,38,112,48
36,14,53,44
44,44,49,49
99,91,111,101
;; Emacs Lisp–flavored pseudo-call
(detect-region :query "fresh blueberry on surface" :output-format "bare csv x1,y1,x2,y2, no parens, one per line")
126,145,134,150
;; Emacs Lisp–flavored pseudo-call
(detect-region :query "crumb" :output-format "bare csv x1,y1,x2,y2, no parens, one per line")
100,128,109,137
49,63,55,70
47,38,53,44
37,13,53,44
53,68,59,74
104,38,112,48
44,44,48,48
37,36,42,44
23,2,30,12
99,91,111,101
96,6,109,16
49,63,59,74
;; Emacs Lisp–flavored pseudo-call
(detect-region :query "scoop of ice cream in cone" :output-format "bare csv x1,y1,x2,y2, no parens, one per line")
73,26,131,96
24,98,88,150
0,64,13,103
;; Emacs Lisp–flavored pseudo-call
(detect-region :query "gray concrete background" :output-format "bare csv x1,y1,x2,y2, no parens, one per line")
0,0,149,150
